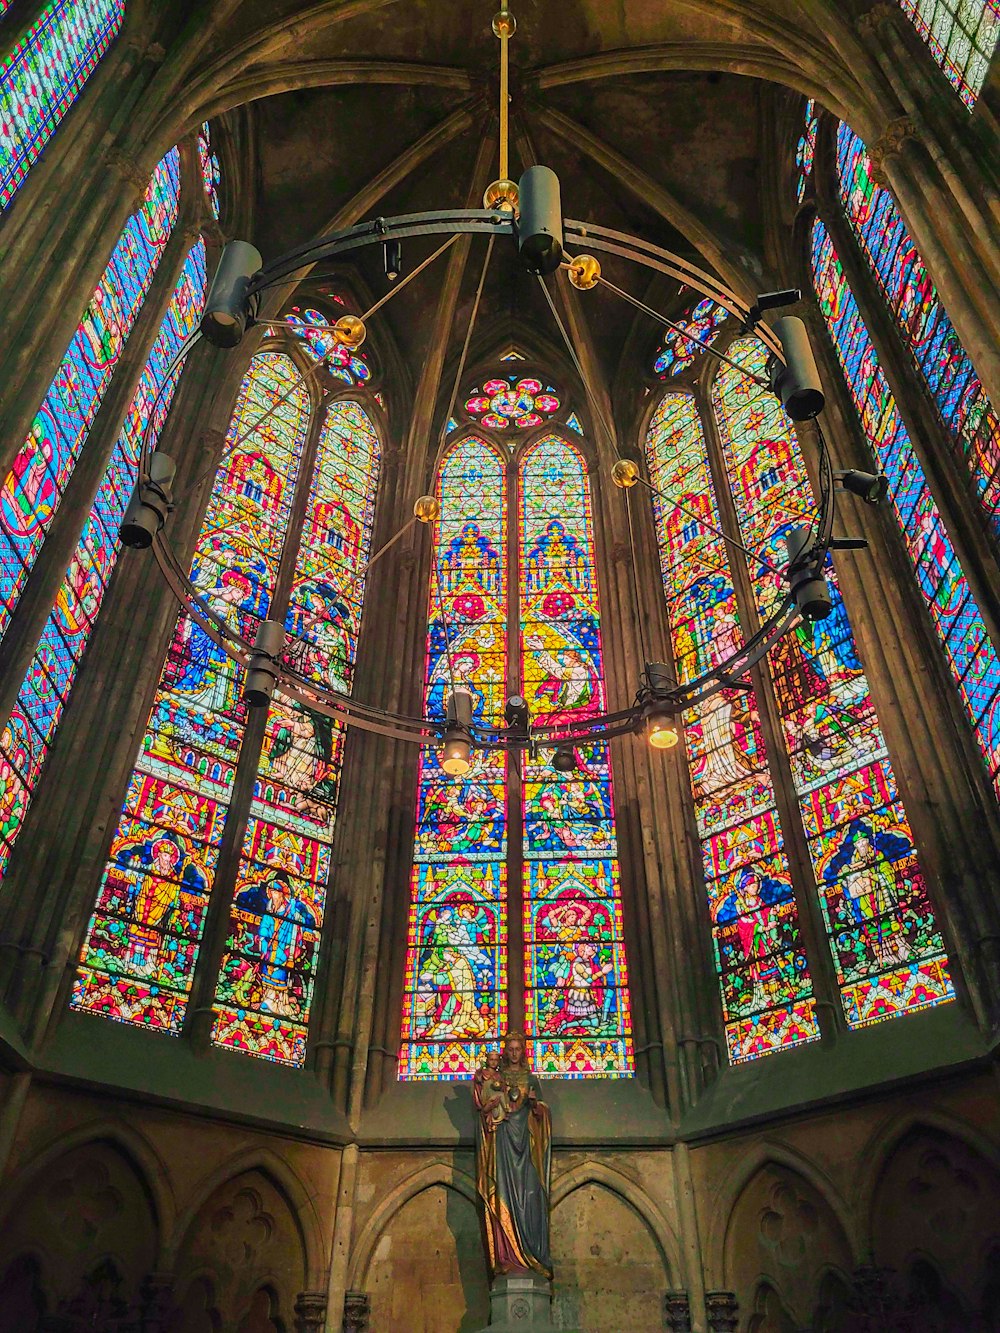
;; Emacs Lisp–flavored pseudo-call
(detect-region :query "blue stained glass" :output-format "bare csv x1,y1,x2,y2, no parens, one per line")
0,148,180,643
812,218,1000,793
0,0,125,209
837,124,1000,537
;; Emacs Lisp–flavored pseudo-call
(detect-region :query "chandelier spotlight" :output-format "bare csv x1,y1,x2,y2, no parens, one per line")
122,2,882,770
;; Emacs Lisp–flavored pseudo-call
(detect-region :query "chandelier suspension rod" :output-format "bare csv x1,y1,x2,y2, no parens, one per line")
498,0,511,182
593,272,771,388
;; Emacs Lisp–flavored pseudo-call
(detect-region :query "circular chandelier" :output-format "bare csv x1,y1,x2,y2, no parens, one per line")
122,4,886,773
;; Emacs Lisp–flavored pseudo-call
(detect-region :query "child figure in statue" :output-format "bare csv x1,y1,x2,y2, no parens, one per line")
474,1050,511,1128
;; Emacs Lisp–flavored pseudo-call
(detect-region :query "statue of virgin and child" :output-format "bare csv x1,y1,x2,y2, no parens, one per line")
472,1030,553,1282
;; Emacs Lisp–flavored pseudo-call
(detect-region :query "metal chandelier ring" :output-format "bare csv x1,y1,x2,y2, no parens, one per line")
138,208,831,749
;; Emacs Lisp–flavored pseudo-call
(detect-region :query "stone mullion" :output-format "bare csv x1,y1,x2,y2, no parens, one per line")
183,350,327,1051
796,293,1000,1029
0,35,175,481
625,388,731,1108
0,210,200,734
0,337,249,1044
551,276,683,1106
813,123,1000,656
345,492,429,1118
697,370,845,1043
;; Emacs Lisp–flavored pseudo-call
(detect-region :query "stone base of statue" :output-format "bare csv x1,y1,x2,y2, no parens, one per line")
475,1274,579,1331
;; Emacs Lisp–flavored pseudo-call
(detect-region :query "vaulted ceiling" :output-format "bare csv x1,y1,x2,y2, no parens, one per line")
141,0,882,412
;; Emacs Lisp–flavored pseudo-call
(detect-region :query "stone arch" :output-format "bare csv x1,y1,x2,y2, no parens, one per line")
349,1163,487,1333
347,1159,479,1290
717,1157,856,1328
0,1126,163,1316
706,1141,857,1285
167,1155,316,1326
863,1115,1000,1317
166,1147,325,1289
550,1165,679,1333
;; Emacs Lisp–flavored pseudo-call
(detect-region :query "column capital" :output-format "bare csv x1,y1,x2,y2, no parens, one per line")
293,1289,327,1332
868,116,918,185
855,2,901,37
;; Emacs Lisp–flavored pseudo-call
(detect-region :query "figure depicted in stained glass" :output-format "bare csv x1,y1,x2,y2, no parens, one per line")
230,869,318,1018
473,1030,553,1280
102,829,209,979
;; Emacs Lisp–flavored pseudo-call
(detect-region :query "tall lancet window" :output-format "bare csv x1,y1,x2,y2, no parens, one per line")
0,0,125,208
811,220,1000,795
399,414,634,1081
645,321,954,1061
898,0,999,107
836,124,1000,532
72,308,383,1066
0,238,206,882
0,147,179,646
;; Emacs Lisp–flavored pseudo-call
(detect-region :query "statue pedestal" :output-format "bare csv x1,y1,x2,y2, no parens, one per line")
476,1274,579,1332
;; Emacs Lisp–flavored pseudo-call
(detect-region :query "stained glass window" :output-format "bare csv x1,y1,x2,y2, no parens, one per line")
197,121,221,219
713,339,954,1029
0,242,206,884
399,430,634,1081
211,401,382,1065
464,377,560,432
72,352,312,1032
812,218,1000,795
284,307,370,386
654,299,730,379
837,125,1000,533
519,435,633,1077
400,437,509,1080
0,148,180,645
0,0,125,209
899,0,999,107
795,99,818,203
644,393,819,1061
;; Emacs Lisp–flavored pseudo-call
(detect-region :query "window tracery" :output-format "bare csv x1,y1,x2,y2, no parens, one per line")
0,0,125,209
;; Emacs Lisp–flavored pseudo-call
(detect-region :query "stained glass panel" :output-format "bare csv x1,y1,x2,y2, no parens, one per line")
464,377,560,432
0,0,124,208
0,148,179,643
0,242,206,886
713,339,954,1028
519,434,634,1077
284,307,369,386
399,437,509,1080
72,353,311,1032
197,121,221,219
645,393,819,1061
837,125,1000,533
654,299,730,379
899,0,999,106
795,99,818,203
812,218,1000,796
212,401,381,1064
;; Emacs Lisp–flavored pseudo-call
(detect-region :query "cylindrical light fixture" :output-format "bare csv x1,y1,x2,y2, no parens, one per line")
552,743,576,772
784,524,832,621
201,241,263,348
244,620,285,707
836,469,888,504
517,165,564,275
120,454,176,549
383,237,402,282
441,686,475,776
767,316,825,421
642,661,680,749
